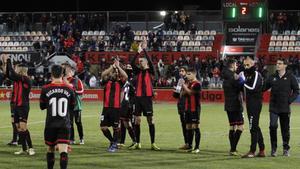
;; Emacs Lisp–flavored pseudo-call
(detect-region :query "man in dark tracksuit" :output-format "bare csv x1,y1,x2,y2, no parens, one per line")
173,66,188,149
264,58,299,157
241,56,265,158
222,59,244,156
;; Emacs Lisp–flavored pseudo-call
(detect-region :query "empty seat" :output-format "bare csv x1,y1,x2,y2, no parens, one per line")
194,46,200,51
195,36,202,41
202,36,208,40
204,30,210,35
136,31,142,35
179,31,185,35
200,46,206,51
31,31,37,36
20,42,25,46
295,41,300,46
282,41,289,46
94,31,100,35
291,30,297,35
13,42,19,46
208,35,215,40
37,31,43,36
187,46,193,51
177,36,183,41
295,46,300,51
183,36,190,41
7,42,13,46
283,36,289,41
142,30,148,35
277,35,283,41
172,30,178,35
270,35,276,41
2,41,7,46
206,46,212,51
289,41,295,46
188,41,194,46
197,30,204,35
182,41,188,46
288,46,294,51
275,41,282,46
284,30,291,35
272,30,278,35
281,46,288,51
290,35,296,41
210,30,217,35
100,31,106,35
268,46,275,51
181,46,186,51
194,41,201,46
82,31,88,36
269,41,276,46
23,47,28,51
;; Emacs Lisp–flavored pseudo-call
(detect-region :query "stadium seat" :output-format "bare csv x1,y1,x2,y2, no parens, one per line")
8,42,13,46
270,41,276,47
177,36,183,41
8,32,13,36
194,41,201,46
172,30,178,35
284,30,291,35
4,47,11,51
282,41,288,46
40,36,46,41
136,31,142,35
288,46,294,51
275,41,282,46
16,47,22,51
206,46,212,51
20,42,25,46
13,42,19,46
181,46,186,51
187,46,193,51
281,46,287,51
204,30,210,35
82,31,88,36
200,46,206,51
182,41,188,46
100,31,106,35
94,31,100,35
142,30,148,35
185,31,190,35
295,41,300,46
183,36,190,41
195,35,202,41
178,31,185,35
166,31,172,35
272,30,278,35
295,46,300,51
194,46,200,51
87,31,93,36
5,37,10,41
23,47,28,51
270,35,276,41
283,36,289,41
31,31,37,36
1,32,7,36
277,35,283,41
291,30,297,35
188,41,194,46
202,36,208,40
37,31,43,36
289,41,295,46
170,41,176,46
197,30,204,35
208,35,215,40
2,41,7,46
290,35,296,41
210,30,217,35
268,46,275,51
275,46,281,51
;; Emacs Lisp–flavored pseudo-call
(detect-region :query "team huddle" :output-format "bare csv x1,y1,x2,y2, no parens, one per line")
1,41,299,169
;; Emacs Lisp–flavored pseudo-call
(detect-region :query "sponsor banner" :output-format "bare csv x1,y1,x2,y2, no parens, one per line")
0,52,42,64
226,22,260,46
2,89,292,103
84,52,218,65
257,52,300,64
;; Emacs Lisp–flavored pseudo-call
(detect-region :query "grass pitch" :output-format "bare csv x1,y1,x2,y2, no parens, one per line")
0,102,299,169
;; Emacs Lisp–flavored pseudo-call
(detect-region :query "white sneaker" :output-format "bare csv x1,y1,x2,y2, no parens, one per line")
28,148,35,156
79,139,84,145
70,140,76,145
14,149,27,155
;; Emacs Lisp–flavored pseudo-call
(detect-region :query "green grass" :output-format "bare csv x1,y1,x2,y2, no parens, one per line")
0,102,300,169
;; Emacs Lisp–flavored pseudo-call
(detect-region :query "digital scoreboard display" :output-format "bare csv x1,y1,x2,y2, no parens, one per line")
222,0,267,21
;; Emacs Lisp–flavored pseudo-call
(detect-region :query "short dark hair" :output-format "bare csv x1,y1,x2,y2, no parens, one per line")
226,58,237,68
51,65,63,78
187,68,196,73
179,66,188,71
277,58,288,65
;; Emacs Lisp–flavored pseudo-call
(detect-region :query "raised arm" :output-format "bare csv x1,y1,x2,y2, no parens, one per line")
101,65,114,80
130,52,140,74
115,60,128,81
6,58,24,81
143,49,155,74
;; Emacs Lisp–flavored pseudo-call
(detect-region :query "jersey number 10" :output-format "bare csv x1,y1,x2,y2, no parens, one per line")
50,98,68,117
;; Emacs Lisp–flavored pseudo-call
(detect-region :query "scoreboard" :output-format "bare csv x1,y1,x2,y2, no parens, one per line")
222,0,267,21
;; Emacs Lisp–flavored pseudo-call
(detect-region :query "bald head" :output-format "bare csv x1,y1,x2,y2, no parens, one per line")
243,56,255,69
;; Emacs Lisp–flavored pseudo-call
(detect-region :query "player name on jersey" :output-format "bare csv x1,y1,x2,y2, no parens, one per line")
46,88,71,98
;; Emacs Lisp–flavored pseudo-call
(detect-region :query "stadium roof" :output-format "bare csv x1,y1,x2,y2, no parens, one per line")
0,0,299,12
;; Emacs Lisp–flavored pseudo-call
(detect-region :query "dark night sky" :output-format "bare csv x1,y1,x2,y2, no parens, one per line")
0,0,299,12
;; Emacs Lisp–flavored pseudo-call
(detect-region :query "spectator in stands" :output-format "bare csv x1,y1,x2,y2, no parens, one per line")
0,68,4,86
152,38,160,51
176,40,182,52
171,12,178,30
190,24,197,40
64,32,76,54
148,31,155,48
165,41,173,52
157,59,165,77
211,66,221,88
98,40,105,52
194,57,201,80
179,11,187,31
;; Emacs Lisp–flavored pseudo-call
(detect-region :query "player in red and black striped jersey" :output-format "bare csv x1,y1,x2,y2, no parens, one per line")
182,68,202,154
100,58,128,152
40,65,75,169
1,55,35,155
130,41,160,150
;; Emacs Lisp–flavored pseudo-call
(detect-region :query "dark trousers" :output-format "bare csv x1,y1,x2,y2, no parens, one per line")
269,112,291,151
70,110,84,140
246,102,265,152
